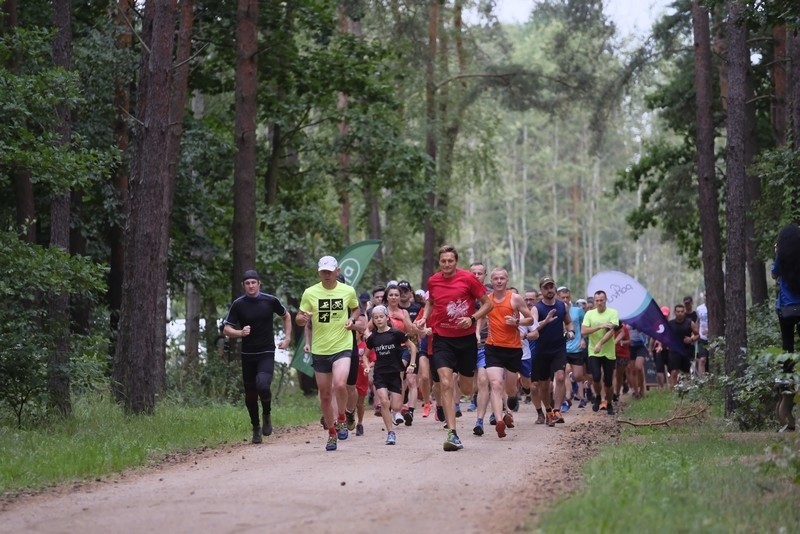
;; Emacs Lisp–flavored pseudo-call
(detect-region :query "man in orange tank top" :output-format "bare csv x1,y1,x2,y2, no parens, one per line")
481,268,535,438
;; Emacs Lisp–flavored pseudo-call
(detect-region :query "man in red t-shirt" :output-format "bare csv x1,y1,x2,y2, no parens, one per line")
416,245,492,451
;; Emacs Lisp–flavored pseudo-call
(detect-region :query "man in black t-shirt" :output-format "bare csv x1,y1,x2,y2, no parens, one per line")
224,270,292,444
666,303,698,387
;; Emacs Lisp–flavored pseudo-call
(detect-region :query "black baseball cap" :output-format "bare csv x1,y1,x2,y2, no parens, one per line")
398,280,412,291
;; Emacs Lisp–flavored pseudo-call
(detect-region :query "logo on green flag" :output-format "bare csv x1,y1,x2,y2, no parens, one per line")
291,240,382,377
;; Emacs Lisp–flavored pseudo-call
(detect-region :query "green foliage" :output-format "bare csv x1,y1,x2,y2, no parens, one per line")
0,229,106,425
752,147,800,259
536,390,800,532
675,304,797,431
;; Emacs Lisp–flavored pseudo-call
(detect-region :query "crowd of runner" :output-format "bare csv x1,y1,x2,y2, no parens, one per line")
243,245,710,452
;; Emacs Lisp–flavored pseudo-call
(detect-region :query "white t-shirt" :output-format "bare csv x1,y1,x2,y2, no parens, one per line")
519,321,539,360
696,303,708,341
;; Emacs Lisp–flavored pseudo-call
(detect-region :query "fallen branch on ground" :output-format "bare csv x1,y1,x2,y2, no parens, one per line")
617,406,707,427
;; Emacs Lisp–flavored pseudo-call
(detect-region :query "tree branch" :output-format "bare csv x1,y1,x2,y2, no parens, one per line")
119,6,150,55
617,406,707,427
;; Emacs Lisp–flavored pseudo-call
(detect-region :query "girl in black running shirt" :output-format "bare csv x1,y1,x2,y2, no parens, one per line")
364,306,417,445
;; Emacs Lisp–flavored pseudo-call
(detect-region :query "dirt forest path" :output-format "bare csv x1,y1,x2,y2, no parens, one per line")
0,400,619,534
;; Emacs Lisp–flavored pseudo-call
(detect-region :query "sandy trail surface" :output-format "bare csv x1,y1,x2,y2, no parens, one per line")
0,400,618,534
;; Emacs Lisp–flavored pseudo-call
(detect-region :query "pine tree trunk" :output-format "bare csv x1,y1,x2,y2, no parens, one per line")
48,0,73,417
114,0,178,414
724,0,749,417
109,0,133,356
232,0,258,299
692,1,725,338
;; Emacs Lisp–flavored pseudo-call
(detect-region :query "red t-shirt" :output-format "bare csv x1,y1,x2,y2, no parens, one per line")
615,323,631,358
427,268,487,338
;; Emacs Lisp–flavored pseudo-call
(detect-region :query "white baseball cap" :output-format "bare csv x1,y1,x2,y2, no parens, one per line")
318,256,338,271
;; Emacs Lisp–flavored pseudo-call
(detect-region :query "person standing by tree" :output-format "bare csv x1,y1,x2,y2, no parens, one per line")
296,256,360,451
223,270,292,444
415,245,492,451
772,224,800,432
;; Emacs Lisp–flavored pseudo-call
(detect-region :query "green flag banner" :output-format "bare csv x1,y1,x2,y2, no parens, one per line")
337,239,381,288
290,333,315,377
291,239,382,377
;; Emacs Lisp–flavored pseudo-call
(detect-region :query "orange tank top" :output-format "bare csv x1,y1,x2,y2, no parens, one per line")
486,291,520,348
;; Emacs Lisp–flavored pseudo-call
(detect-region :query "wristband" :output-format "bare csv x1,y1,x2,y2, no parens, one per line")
470,316,477,324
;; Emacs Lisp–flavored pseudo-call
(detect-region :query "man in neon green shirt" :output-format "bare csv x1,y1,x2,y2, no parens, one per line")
581,290,619,415
296,256,360,451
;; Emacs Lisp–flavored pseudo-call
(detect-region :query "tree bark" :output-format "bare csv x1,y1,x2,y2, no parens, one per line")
232,0,258,300
114,0,178,414
744,62,767,305
790,28,800,151
47,0,73,417
691,1,725,338
772,23,788,147
109,0,133,353
723,0,749,417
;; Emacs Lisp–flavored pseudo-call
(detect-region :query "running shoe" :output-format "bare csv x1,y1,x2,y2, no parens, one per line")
489,413,497,425
356,423,364,436
613,393,619,403
503,411,515,428
578,398,587,409
320,415,328,430
456,404,462,418
443,430,463,451
436,405,445,422
393,412,404,426
336,421,349,440
622,383,630,394
402,407,414,426
345,410,356,431
422,403,432,418
561,400,570,414
592,396,601,412
325,434,337,451
546,411,555,427
508,396,519,412
473,419,484,436
607,403,615,416
374,405,382,417
535,411,545,424
262,415,273,436
386,431,397,445
467,401,477,412
495,419,507,438
585,384,594,402
553,410,565,424
252,426,263,444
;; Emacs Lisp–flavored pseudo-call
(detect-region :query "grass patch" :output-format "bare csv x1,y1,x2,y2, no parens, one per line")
0,390,319,493
535,390,800,533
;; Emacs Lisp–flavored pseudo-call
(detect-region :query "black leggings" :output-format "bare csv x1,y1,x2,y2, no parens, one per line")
588,356,615,388
778,314,800,373
242,355,275,427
